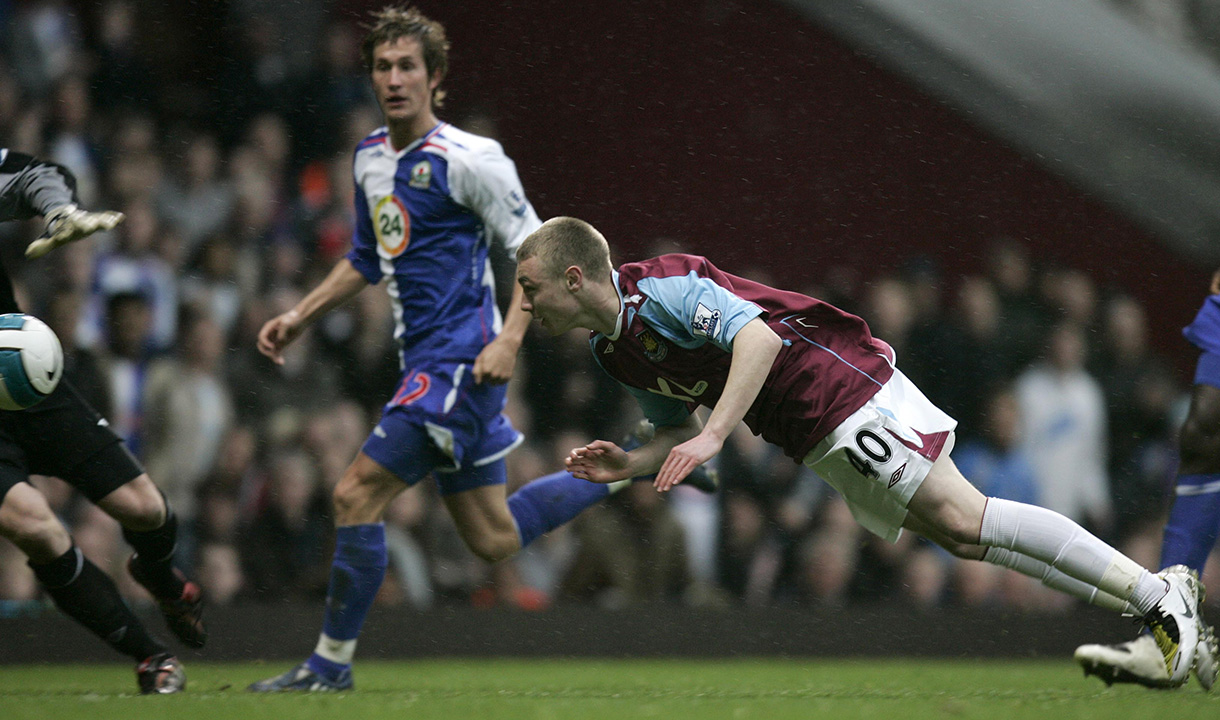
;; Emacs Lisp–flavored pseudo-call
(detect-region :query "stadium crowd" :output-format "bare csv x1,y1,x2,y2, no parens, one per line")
0,0,1211,617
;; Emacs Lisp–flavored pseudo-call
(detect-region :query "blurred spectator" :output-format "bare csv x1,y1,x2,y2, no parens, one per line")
9,0,83,99
157,131,235,257
560,481,690,608
80,198,178,352
97,290,156,456
1094,294,1181,547
89,1,158,114
942,276,1011,440
986,237,1049,375
46,75,101,207
382,489,433,609
715,426,811,604
142,308,236,568
290,22,374,163
862,276,915,359
1016,321,1113,533
240,450,331,601
179,233,248,338
196,542,245,606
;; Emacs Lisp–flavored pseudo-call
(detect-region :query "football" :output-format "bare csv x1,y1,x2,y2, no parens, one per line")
0,312,64,410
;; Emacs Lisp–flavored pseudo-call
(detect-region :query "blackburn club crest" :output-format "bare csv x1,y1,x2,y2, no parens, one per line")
636,328,668,362
408,160,432,189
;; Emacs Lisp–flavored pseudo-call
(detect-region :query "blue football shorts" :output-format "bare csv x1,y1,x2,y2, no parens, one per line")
361,361,522,496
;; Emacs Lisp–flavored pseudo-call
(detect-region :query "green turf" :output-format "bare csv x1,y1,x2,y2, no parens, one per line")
0,658,1216,720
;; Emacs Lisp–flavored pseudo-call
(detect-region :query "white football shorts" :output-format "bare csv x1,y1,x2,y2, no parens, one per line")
803,368,957,543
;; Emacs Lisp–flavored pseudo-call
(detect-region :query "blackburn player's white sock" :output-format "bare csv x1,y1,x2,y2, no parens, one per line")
979,498,1168,615
314,634,358,665
981,546,1138,614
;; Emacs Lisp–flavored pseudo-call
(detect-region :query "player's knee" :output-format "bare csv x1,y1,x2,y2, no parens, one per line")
465,532,518,563
0,493,69,555
928,507,982,548
100,474,166,530
331,478,366,521
940,540,985,560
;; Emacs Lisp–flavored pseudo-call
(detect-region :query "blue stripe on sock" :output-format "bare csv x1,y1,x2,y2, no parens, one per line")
1160,474,1220,572
508,471,611,547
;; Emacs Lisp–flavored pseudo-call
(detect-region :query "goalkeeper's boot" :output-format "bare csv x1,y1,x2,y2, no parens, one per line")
136,652,186,694
247,663,354,693
128,554,207,649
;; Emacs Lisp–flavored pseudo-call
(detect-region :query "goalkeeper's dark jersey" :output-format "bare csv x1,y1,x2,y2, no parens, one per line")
0,149,79,313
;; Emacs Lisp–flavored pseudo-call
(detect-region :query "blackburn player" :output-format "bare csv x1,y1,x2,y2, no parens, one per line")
516,216,1213,687
248,7,713,693
0,149,205,694
1075,268,1220,690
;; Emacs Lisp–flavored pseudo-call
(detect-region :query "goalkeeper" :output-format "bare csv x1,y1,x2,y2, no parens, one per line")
0,149,204,694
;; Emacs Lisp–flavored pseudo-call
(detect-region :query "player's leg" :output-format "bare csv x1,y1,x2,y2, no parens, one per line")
0,480,184,693
442,474,519,561
1073,378,1220,690
36,381,208,649
902,504,1137,613
1162,381,1220,572
907,453,1203,685
473,421,718,555
248,451,406,693
96,471,206,648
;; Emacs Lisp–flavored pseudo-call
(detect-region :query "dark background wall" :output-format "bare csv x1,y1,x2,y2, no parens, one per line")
100,0,1211,358
335,0,1206,364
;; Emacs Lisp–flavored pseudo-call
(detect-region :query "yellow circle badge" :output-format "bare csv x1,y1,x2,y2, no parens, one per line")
374,195,410,257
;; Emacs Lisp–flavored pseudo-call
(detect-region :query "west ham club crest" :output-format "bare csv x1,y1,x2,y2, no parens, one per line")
636,328,668,362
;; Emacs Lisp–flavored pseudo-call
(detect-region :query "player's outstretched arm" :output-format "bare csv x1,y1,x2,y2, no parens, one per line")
567,414,703,484
26,204,125,259
257,258,368,365
654,318,782,492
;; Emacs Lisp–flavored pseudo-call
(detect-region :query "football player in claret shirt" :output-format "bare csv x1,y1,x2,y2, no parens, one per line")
249,6,714,693
516,215,1213,687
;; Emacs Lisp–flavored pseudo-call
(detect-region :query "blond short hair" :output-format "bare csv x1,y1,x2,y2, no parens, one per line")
518,217,613,282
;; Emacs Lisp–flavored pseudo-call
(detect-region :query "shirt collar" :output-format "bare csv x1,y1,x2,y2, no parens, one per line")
607,270,625,341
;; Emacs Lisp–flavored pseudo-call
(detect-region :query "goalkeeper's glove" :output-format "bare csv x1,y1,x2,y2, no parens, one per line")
26,204,125,259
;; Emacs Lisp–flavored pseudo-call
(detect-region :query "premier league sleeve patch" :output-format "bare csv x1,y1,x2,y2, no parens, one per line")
691,302,722,340
502,188,528,218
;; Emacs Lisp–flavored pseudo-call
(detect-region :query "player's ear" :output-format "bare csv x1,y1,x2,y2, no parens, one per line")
564,265,583,291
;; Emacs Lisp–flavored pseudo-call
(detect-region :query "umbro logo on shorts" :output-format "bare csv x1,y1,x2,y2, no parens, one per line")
888,462,906,488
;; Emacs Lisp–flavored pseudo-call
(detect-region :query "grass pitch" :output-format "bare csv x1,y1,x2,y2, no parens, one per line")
0,658,1216,720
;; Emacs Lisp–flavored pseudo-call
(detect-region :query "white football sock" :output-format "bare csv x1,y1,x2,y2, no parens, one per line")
979,498,1167,615
981,546,1138,614
314,633,358,665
